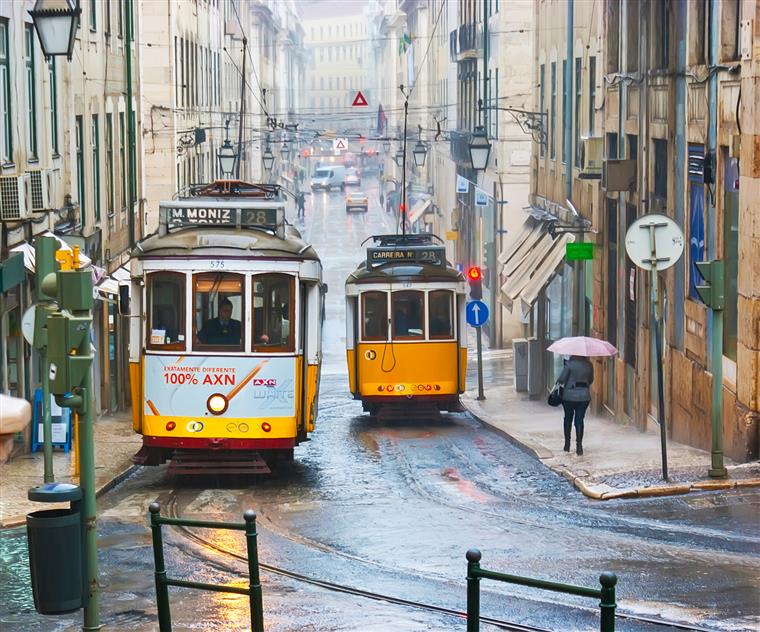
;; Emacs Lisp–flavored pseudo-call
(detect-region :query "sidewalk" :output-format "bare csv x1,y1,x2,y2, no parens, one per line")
462,383,760,500
0,411,141,528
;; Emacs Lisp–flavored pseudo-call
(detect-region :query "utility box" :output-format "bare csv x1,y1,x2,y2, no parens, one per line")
512,338,528,392
526,337,542,398
26,483,85,615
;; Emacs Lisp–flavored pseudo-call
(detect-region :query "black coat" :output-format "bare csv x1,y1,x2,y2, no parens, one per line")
198,318,241,345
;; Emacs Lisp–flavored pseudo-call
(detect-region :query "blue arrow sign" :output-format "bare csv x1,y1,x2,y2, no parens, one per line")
466,300,489,327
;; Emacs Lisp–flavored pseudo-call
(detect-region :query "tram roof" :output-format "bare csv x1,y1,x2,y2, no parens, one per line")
133,180,319,261
346,260,464,285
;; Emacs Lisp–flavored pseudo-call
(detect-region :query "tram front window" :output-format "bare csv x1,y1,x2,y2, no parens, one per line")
147,272,185,350
193,273,245,350
253,274,294,352
429,290,454,339
362,291,388,341
392,291,424,340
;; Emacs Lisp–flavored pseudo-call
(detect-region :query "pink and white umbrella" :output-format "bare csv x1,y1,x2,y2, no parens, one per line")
547,336,618,357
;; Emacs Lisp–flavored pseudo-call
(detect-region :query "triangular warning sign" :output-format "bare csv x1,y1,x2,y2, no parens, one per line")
352,91,368,107
335,139,347,150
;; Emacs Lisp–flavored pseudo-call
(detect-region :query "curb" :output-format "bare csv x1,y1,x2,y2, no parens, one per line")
0,463,140,530
461,396,760,501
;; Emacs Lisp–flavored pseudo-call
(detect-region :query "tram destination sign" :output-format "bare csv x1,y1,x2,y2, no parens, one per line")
367,246,446,268
164,206,279,230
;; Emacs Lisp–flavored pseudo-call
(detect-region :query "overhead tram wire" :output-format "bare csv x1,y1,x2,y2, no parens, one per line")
408,0,446,99
229,0,268,120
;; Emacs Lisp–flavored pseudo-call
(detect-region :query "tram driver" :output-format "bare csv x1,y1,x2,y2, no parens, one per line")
198,298,241,346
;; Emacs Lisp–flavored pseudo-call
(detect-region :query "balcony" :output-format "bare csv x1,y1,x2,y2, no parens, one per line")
449,131,471,165
458,23,481,59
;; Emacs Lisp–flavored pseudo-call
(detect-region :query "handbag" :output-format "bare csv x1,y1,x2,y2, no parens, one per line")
547,384,563,407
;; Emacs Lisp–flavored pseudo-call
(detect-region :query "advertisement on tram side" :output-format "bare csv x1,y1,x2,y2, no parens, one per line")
143,355,296,418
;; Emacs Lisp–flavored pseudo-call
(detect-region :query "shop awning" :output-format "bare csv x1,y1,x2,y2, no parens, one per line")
10,232,92,273
96,266,131,298
499,216,574,316
408,198,432,224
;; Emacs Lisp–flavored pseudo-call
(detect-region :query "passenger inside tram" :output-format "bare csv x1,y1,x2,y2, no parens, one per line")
253,275,291,349
198,298,242,345
392,292,423,338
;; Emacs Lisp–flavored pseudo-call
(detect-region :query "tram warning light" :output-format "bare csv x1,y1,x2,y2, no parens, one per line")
467,266,483,300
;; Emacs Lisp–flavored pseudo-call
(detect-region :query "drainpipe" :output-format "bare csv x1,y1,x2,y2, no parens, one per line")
673,0,686,348
706,0,726,477
126,0,136,248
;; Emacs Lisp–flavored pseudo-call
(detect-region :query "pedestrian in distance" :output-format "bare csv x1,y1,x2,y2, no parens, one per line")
296,191,306,219
556,355,594,455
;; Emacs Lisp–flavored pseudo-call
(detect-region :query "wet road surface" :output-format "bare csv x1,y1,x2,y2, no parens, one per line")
1,178,759,631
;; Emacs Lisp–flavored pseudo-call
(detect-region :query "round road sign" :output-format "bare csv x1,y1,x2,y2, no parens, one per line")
624,213,684,271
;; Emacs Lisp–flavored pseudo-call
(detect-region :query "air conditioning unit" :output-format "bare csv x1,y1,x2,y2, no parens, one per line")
578,136,603,179
27,169,50,211
602,158,637,191
0,175,31,221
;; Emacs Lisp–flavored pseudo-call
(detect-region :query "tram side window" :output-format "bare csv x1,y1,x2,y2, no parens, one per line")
361,291,388,340
193,273,245,350
391,291,425,340
148,272,186,349
253,274,294,351
429,291,454,339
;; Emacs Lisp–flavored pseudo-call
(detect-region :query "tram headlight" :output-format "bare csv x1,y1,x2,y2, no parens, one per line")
207,393,229,415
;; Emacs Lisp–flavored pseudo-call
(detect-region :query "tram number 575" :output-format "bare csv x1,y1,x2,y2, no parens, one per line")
209,260,225,269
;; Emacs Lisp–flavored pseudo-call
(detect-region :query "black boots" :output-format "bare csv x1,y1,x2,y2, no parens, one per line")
576,442,583,456
576,426,584,456
563,420,572,452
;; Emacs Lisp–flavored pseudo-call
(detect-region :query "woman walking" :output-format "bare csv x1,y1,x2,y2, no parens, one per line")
557,356,594,455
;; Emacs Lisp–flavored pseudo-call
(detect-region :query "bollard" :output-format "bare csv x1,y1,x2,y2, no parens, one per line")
149,502,172,632
466,549,482,632
244,510,264,632
599,572,617,632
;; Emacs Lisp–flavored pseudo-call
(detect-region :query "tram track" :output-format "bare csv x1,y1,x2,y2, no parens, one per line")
161,492,721,632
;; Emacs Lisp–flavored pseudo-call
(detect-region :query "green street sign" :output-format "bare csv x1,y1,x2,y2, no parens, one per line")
566,242,594,261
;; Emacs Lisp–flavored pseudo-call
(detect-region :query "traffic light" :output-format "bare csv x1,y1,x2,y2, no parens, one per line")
46,269,94,395
695,260,724,310
467,266,483,300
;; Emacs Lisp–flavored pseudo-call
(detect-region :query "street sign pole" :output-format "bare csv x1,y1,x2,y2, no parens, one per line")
625,214,685,482
476,327,485,401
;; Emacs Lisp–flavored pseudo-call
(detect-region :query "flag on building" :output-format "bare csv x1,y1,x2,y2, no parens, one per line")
398,32,412,55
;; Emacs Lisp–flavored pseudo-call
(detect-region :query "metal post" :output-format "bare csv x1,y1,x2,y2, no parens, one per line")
476,327,485,401
41,347,53,483
466,549,482,632
651,270,668,481
598,572,617,632
482,0,488,135
401,98,408,238
78,344,100,631
236,38,247,180
149,503,172,632
243,510,264,632
709,305,727,477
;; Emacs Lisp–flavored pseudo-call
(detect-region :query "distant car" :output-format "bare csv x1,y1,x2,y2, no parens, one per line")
311,165,346,191
344,168,361,186
346,191,368,213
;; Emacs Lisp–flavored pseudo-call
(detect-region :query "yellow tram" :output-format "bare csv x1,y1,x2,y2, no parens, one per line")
345,235,468,419
127,181,324,472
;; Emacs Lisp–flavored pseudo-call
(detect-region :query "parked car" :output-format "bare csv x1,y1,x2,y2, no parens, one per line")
311,165,346,191
344,167,361,186
345,191,368,213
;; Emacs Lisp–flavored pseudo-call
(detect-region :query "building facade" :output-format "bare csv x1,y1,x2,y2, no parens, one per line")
0,0,141,431
530,0,759,462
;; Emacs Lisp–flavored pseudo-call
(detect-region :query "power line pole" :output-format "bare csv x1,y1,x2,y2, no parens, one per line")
237,37,247,180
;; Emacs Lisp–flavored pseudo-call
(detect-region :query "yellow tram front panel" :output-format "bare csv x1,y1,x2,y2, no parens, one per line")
139,354,301,444
355,341,460,396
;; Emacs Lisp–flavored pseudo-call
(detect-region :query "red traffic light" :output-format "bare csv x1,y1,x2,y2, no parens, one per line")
467,266,482,281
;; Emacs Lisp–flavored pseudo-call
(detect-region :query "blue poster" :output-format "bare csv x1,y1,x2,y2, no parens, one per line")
456,175,469,194
475,188,488,207
689,182,705,301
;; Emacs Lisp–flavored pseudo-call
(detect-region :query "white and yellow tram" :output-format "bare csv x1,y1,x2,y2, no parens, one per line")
345,235,468,419
127,181,324,471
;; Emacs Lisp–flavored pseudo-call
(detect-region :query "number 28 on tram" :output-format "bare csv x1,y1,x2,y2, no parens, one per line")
127,182,324,466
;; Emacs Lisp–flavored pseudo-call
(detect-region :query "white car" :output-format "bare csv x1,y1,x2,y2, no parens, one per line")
345,191,368,212
343,168,361,186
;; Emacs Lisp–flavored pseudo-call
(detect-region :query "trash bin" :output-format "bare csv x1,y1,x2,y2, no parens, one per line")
26,483,84,614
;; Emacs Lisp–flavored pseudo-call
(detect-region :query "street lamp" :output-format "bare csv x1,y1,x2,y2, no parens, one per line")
412,139,427,167
217,140,237,178
262,145,274,171
394,147,405,167
28,0,80,60
281,141,291,160
383,139,391,153
468,126,491,171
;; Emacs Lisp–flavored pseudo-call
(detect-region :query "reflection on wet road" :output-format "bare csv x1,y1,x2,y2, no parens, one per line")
1,178,758,632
